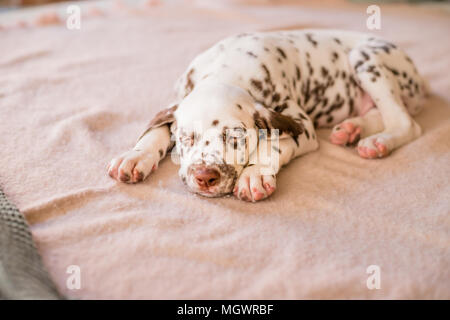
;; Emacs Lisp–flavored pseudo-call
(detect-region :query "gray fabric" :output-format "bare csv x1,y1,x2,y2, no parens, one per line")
0,187,63,300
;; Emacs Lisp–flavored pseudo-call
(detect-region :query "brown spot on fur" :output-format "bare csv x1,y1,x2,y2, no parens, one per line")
276,47,287,59
306,33,317,47
272,93,280,102
361,50,369,61
212,120,219,126
354,60,364,70
332,52,339,61
261,64,270,77
304,129,310,139
274,103,288,113
185,69,195,92
384,64,399,76
250,79,263,91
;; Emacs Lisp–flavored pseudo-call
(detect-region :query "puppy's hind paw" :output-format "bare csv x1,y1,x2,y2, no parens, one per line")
357,136,390,159
330,121,361,146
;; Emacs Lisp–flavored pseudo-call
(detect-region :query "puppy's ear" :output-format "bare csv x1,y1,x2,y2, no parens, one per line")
252,103,303,144
148,104,178,128
138,104,178,141
268,110,304,138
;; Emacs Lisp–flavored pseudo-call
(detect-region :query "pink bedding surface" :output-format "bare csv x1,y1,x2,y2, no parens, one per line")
0,0,449,299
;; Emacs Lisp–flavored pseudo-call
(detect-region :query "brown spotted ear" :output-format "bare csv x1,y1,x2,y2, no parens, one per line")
148,104,178,128
138,104,178,141
253,108,304,145
269,111,304,139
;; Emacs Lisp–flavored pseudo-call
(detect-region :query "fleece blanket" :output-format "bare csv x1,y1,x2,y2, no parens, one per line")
0,0,449,299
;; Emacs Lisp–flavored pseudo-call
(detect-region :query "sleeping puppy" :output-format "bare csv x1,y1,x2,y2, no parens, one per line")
108,30,428,202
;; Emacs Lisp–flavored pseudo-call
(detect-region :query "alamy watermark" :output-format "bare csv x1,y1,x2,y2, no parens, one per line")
366,265,381,290
366,5,381,30
66,5,81,30
66,265,81,290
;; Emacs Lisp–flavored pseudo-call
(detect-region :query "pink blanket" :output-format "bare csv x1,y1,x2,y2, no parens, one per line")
0,0,449,299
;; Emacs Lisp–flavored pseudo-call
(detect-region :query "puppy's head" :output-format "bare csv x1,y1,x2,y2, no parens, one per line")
173,83,257,197
150,83,303,197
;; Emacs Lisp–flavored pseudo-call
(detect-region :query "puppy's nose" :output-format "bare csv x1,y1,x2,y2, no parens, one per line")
194,167,220,187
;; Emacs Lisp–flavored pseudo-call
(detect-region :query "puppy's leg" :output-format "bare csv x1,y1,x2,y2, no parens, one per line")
235,112,319,202
348,47,422,159
330,108,384,146
108,125,172,183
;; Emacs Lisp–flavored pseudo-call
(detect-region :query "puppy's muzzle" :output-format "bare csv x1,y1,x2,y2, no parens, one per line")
187,163,237,196
193,166,221,188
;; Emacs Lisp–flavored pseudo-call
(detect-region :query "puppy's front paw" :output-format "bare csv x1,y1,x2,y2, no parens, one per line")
107,150,159,183
233,165,276,202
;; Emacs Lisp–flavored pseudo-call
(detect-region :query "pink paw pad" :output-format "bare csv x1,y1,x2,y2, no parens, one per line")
263,183,275,195
330,122,361,146
118,170,130,182
132,169,144,183
374,141,388,156
357,139,389,159
251,188,265,201
239,189,250,202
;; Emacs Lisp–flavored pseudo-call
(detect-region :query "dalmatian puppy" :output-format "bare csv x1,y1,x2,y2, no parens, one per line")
108,29,429,202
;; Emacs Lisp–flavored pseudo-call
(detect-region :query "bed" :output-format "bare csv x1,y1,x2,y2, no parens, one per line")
0,0,449,299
